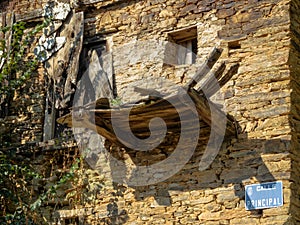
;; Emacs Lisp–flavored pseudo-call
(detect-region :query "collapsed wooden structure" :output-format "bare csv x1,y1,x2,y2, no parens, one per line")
57,47,239,148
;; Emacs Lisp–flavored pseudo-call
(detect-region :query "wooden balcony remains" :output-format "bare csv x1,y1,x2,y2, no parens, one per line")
57,47,239,149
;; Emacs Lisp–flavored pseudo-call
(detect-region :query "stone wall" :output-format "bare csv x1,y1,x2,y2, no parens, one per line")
0,69,45,147
1,0,300,224
289,0,300,223
0,8,45,148
58,0,295,224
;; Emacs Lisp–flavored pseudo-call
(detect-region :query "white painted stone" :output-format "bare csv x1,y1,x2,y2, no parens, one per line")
43,2,71,20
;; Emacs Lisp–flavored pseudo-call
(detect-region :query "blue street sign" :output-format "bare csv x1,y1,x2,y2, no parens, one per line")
245,181,283,210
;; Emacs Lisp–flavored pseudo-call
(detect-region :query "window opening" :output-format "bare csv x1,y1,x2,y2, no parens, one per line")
168,26,198,65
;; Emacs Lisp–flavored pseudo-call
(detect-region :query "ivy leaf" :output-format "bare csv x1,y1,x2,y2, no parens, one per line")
30,199,42,211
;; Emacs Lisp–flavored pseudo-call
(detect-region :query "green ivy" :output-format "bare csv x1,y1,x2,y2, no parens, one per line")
110,97,123,106
0,152,40,224
0,18,50,96
0,18,51,224
30,158,80,211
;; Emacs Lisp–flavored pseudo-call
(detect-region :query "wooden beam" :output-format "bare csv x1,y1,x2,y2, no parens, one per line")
197,63,239,97
198,62,226,97
186,47,223,89
218,63,239,88
187,88,236,137
63,11,84,107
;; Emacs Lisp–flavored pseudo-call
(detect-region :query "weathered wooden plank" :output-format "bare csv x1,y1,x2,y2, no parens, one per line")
198,62,226,97
63,11,84,107
197,63,239,96
4,12,14,70
0,12,14,115
218,63,239,88
188,88,236,136
43,86,56,141
81,95,231,138
91,96,196,121
0,12,6,71
15,9,43,22
186,47,223,89
44,11,84,108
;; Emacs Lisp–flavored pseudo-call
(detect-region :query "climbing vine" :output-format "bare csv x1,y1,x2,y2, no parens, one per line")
30,157,81,212
0,18,51,224
0,146,84,224
0,18,50,96
0,11,106,225
0,151,40,224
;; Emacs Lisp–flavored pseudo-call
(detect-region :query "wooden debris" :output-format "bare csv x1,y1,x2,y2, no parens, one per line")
198,63,239,97
199,61,226,98
43,10,84,108
186,47,223,89
58,47,238,149
38,2,84,140
63,11,84,107
58,88,235,149
217,63,239,89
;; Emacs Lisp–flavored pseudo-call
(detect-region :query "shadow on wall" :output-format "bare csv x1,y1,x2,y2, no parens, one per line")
130,136,288,196
103,121,290,221
69,1,291,222
98,195,129,225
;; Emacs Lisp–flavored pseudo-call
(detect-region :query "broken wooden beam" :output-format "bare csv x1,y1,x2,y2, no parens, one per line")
186,47,223,89
57,45,238,150
197,63,239,98
198,61,226,98
187,88,236,136
58,86,236,149
218,63,239,89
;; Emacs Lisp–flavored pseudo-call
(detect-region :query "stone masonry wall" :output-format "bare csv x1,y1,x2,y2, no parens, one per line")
56,0,294,224
289,0,300,223
0,0,299,224
0,8,45,148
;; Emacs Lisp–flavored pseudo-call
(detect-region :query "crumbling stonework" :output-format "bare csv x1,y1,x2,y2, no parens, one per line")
1,0,300,224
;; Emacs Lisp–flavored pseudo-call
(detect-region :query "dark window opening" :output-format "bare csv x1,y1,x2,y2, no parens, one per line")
228,40,241,50
168,26,198,65
78,39,107,81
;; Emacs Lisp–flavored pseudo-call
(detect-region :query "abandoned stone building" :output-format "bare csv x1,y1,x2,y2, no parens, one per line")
1,0,300,224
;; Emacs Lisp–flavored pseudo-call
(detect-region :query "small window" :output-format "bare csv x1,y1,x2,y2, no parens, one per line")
83,39,107,60
79,39,108,79
168,26,198,65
